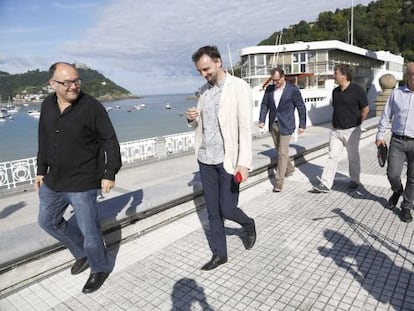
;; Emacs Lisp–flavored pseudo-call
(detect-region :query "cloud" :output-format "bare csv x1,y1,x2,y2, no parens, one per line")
0,0,374,95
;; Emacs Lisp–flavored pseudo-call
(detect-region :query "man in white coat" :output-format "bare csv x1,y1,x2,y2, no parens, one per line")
187,45,256,271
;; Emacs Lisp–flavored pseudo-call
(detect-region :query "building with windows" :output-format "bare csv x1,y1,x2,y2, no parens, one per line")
239,40,404,128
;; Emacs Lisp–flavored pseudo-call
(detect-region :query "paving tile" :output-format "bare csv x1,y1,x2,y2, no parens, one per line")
1,134,413,311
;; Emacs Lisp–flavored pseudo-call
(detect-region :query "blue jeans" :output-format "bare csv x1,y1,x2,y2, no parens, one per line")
38,184,109,272
387,136,414,210
198,161,253,258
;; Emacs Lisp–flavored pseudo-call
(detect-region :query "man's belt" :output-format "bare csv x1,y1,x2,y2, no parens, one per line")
393,134,414,140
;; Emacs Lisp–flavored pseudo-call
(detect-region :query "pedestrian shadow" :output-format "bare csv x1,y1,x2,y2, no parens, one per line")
170,278,213,311
0,201,26,219
318,228,414,311
98,189,143,271
257,142,336,190
66,189,144,272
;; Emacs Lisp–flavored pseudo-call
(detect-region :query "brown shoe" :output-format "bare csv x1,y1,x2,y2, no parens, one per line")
285,169,295,178
273,182,283,192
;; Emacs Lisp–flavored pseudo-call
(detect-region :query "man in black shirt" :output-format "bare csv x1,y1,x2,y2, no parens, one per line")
313,64,369,193
34,62,122,294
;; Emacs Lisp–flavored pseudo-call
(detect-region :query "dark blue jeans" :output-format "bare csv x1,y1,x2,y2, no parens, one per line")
38,184,109,272
198,161,253,258
387,136,414,210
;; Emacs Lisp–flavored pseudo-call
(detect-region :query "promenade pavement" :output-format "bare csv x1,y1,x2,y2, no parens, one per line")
1,117,414,310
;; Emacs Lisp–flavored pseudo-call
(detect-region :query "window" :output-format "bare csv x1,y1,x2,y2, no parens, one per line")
292,52,307,73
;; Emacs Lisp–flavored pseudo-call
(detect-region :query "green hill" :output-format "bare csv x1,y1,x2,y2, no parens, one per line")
0,65,137,102
258,0,412,61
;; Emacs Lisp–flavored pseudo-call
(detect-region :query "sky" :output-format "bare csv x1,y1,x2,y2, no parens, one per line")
0,0,374,96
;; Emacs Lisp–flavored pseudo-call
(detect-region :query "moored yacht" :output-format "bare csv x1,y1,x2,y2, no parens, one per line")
239,40,404,128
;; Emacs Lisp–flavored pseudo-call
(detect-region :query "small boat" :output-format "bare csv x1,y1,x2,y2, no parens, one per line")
106,106,113,112
6,106,19,114
28,110,41,118
165,103,171,109
133,104,146,110
0,108,11,119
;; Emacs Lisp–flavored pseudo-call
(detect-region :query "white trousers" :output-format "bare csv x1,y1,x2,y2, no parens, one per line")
320,126,361,189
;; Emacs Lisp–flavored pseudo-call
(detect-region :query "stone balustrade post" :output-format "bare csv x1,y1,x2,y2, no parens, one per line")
375,74,397,117
155,136,167,159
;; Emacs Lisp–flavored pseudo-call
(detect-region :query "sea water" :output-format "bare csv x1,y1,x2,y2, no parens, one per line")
0,93,196,162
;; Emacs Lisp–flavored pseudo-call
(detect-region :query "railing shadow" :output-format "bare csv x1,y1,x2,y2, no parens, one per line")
188,172,211,252
317,209,414,310
170,278,213,311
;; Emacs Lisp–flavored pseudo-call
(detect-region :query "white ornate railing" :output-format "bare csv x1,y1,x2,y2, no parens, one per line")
0,131,195,190
120,137,158,163
164,132,195,154
0,158,38,189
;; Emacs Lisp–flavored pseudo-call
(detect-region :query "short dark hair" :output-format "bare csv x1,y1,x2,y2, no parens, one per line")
270,67,285,77
334,64,352,81
48,62,74,79
191,46,222,63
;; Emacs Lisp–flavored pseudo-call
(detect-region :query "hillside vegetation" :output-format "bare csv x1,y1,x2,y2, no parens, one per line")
0,66,135,102
259,0,413,61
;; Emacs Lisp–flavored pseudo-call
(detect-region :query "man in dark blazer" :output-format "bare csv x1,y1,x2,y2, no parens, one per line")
259,67,306,192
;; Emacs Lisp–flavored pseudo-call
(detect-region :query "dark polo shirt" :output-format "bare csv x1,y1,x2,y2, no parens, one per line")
332,82,368,129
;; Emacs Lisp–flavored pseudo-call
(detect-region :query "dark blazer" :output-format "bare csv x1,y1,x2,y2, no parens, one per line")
259,82,306,135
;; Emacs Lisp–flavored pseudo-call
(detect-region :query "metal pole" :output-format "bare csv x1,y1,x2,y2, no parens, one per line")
351,0,354,45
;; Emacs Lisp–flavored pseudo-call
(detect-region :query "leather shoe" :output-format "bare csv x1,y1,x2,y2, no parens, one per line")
244,218,256,250
386,189,403,209
82,272,109,294
71,257,89,275
201,255,227,271
285,169,295,178
400,208,413,223
273,182,283,192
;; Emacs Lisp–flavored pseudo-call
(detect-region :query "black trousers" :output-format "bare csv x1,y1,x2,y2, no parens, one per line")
198,161,252,257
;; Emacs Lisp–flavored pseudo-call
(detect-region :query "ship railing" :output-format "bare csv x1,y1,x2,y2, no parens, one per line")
0,131,196,190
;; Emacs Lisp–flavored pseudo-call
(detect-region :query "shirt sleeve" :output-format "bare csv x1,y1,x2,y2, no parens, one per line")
36,100,49,175
95,104,122,180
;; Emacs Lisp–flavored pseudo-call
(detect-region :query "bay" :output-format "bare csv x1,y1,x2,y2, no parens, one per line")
0,93,196,162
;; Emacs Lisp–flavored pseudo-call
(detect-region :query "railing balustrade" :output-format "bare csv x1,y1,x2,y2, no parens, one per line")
0,131,196,190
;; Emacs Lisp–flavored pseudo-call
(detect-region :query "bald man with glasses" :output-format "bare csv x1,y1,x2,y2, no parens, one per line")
35,62,122,294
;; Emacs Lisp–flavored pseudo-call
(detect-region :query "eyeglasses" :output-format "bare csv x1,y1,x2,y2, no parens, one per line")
53,79,81,87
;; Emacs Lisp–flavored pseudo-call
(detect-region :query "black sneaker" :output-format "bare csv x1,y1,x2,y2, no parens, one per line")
386,189,403,209
313,182,330,193
347,181,360,191
401,208,413,223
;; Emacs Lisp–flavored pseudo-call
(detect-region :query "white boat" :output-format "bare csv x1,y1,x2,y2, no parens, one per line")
0,108,12,121
27,110,41,118
239,40,404,130
165,103,171,109
132,103,146,111
5,105,19,114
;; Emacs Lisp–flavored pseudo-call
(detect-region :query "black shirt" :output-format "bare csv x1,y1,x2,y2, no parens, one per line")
331,82,368,129
37,92,122,192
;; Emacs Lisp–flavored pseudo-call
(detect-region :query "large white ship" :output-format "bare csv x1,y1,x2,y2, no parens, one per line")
239,40,404,129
